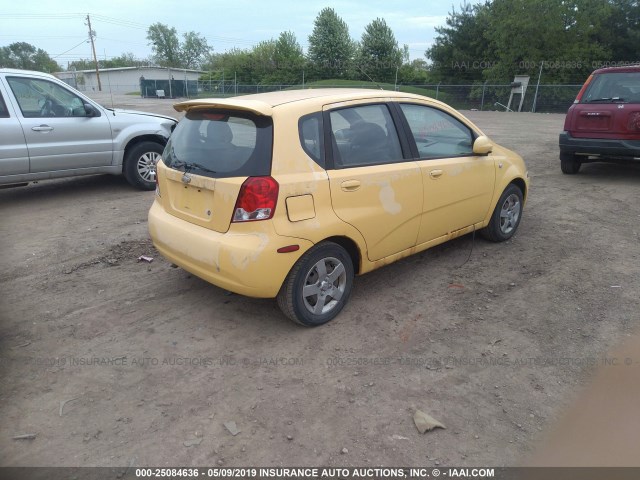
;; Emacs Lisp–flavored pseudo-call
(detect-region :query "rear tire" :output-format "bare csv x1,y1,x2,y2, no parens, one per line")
560,153,581,174
277,242,354,327
123,141,164,190
480,184,524,242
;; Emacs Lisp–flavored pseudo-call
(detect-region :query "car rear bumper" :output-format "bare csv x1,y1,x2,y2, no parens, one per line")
559,132,640,160
148,200,312,298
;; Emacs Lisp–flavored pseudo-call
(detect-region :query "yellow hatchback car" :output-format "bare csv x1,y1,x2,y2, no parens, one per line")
149,89,529,326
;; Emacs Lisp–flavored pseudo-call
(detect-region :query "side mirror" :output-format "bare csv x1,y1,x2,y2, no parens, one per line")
473,135,493,156
83,103,101,117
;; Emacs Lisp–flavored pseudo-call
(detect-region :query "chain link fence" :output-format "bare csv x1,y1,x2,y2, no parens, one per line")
190,80,581,113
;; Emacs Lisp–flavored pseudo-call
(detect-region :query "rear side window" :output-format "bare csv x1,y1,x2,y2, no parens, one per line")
400,104,473,158
163,109,273,178
299,112,324,166
583,72,640,104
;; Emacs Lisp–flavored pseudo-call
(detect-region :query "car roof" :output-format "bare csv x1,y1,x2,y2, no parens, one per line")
592,65,640,75
173,88,443,116
0,68,56,78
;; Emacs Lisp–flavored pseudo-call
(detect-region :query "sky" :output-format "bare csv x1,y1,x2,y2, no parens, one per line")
0,0,451,69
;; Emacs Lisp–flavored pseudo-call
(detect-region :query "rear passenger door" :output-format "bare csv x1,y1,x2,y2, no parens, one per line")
0,85,29,176
398,103,495,244
324,102,423,261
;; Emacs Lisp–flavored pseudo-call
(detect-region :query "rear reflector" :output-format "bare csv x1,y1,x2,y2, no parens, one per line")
232,176,279,222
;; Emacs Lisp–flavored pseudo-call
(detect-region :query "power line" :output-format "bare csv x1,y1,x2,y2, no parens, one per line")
51,39,89,59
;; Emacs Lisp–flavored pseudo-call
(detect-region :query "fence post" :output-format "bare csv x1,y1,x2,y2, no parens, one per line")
436,82,440,100
481,81,487,111
532,62,543,112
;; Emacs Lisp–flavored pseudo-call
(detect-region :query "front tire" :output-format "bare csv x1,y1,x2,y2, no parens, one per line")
123,141,164,190
560,152,581,174
480,184,524,242
277,242,354,327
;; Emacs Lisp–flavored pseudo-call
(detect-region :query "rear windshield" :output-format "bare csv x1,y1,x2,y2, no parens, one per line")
582,72,640,104
163,109,273,178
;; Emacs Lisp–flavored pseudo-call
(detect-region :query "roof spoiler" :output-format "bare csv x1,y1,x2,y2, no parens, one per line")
173,99,273,116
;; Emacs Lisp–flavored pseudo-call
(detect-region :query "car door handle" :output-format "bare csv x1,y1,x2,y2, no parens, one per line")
429,169,444,178
340,180,361,192
32,125,54,132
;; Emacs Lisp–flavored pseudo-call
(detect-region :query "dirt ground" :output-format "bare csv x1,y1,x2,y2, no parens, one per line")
1,93,639,468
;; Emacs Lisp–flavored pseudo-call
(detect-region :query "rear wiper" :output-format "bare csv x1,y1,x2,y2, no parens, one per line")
172,160,217,174
587,97,625,103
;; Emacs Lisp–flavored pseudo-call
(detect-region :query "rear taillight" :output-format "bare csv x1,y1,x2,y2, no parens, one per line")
574,74,594,103
628,112,640,131
232,176,279,222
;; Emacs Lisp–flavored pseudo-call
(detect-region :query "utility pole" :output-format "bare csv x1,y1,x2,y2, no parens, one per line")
86,14,102,91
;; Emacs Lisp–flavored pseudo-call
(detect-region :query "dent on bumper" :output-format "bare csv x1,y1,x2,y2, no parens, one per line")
148,201,312,298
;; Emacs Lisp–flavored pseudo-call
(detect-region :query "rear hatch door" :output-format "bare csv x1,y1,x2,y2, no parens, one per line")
569,70,640,139
158,107,273,233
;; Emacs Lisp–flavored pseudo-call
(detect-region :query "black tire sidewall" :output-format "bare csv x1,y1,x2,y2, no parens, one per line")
488,184,523,241
560,153,581,174
124,141,164,190
290,244,354,327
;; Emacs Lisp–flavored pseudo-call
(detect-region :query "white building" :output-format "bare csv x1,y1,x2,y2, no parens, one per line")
54,66,204,96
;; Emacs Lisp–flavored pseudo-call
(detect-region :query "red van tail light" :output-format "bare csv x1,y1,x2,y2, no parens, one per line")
574,74,594,103
232,176,279,222
629,112,640,131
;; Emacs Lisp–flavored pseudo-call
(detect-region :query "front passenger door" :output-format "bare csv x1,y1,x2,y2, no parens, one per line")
399,103,495,244
6,76,113,173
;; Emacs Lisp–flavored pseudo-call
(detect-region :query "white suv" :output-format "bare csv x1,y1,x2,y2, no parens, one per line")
0,68,177,190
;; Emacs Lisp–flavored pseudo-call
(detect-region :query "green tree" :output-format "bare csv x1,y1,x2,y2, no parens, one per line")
596,0,640,65
307,7,355,79
203,32,305,87
202,48,256,90
147,23,211,69
181,31,211,69
252,40,277,83
398,58,430,84
426,2,492,83
68,52,146,71
483,0,612,83
427,0,637,85
358,18,403,83
147,23,181,67
272,31,305,84
0,42,60,72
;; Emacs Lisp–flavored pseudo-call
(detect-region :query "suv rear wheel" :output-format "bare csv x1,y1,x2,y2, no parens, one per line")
560,152,582,174
277,242,354,327
124,141,164,190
